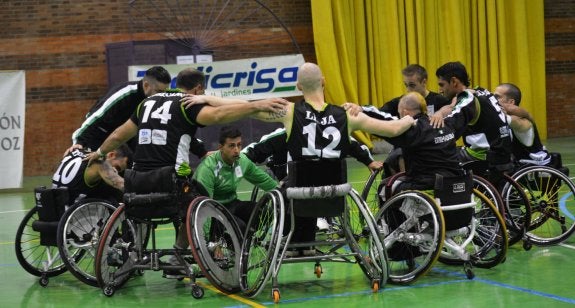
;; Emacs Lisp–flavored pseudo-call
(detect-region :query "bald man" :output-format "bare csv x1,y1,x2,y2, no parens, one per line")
190,62,415,256
383,92,476,191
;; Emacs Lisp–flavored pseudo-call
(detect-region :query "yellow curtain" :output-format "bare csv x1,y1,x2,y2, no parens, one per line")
311,0,547,143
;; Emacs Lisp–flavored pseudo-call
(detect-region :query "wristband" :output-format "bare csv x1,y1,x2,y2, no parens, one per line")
96,148,106,159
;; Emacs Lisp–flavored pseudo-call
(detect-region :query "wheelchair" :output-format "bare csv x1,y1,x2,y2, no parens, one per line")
239,159,388,303
461,160,532,248
57,198,121,287
372,172,507,284
15,186,70,287
93,169,244,298
510,153,575,246
15,185,138,287
94,171,202,298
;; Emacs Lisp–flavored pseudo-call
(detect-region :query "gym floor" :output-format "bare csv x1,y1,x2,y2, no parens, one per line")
2,137,575,307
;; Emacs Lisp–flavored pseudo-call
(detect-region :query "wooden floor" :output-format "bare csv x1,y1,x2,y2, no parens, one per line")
1,136,575,307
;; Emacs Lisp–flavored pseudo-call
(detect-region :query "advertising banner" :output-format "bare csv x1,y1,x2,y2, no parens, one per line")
129,54,305,100
0,71,26,189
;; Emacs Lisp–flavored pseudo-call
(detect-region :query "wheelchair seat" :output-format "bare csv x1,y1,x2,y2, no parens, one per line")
434,173,474,231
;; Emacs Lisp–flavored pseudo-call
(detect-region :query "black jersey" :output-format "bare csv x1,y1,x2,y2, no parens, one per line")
73,81,145,150
243,127,374,179
457,88,513,164
379,91,450,117
286,101,350,161
512,121,548,162
130,90,205,175
384,101,476,186
52,149,100,202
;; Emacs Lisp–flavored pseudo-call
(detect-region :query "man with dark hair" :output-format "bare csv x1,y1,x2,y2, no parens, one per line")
53,144,132,203
493,83,551,165
431,61,513,171
85,67,288,277
70,66,172,152
193,126,278,231
66,66,208,158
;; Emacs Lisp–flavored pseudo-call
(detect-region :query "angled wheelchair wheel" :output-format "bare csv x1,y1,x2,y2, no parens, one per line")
239,189,284,298
57,199,118,287
15,207,69,278
94,204,138,292
361,168,384,214
346,189,388,284
375,191,445,285
499,175,532,246
473,175,524,246
439,189,508,269
186,196,243,294
512,166,575,245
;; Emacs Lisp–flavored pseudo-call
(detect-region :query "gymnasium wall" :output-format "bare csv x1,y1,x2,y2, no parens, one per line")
0,0,572,176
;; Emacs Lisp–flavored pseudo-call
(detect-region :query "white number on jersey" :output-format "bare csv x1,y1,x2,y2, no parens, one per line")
301,123,341,158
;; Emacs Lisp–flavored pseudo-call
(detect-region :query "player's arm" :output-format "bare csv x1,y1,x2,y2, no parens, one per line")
349,112,415,137
97,161,125,191
195,98,289,126
85,120,138,164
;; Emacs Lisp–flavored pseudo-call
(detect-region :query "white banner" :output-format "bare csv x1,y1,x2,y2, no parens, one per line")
0,71,25,189
129,54,305,100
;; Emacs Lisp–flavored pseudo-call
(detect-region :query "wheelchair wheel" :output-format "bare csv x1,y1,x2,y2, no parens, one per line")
57,199,118,287
239,189,284,298
473,175,524,246
346,189,388,284
439,189,508,269
361,168,384,214
94,204,138,292
374,190,444,285
186,196,243,294
15,207,69,278
511,165,575,245
499,175,532,246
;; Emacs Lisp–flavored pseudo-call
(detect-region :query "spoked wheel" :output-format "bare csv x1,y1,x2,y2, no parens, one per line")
186,196,243,294
239,189,284,298
439,189,508,269
57,199,118,287
345,189,389,284
94,204,138,294
473,175,525,246
511,166,575,246
499,174,532,246
15,207,68,279
375,191,444,285
361,168,385,215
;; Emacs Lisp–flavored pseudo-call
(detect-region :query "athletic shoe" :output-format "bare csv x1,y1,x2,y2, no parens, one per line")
316,217,330,231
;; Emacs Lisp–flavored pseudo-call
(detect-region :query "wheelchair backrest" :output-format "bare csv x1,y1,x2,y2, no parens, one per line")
287,159,347,217
34,186,69,222
434,173,474,231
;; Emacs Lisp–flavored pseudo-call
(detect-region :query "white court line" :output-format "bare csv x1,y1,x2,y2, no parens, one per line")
559,243,575,250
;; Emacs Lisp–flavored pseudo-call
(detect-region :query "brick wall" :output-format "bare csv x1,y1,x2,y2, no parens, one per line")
0,0,572,176
545,0,575,137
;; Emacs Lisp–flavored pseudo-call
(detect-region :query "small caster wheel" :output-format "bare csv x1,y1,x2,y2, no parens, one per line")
103,286,115,297
134,269,145,276
191,285,204,299
464,262,474,280
39,276,49,287
314,264,322,278
523,241,532,251
272,289,281,303
372,280,379,292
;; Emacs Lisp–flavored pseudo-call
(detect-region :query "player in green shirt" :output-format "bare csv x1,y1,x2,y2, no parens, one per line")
193,126,278,230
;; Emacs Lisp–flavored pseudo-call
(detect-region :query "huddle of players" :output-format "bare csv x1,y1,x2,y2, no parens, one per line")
53,62,547,229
